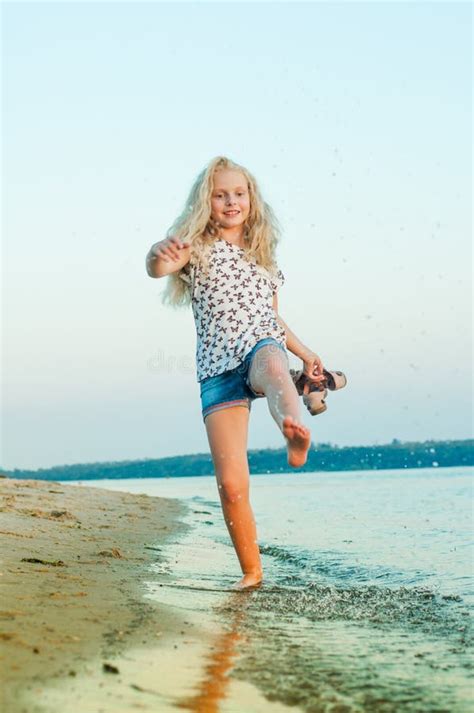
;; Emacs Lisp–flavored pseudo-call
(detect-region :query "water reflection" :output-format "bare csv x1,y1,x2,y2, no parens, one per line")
174,602,247,712
148,487,473,712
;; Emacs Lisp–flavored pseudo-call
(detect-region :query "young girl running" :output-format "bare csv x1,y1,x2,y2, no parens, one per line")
146,156,326,590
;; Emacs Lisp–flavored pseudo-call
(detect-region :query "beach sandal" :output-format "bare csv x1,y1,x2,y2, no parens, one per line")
289,368,327,415
290,368,347,416
321,369,347,392
303,385,328,416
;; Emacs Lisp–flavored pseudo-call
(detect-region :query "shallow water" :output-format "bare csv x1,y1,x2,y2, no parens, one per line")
87,467,473,712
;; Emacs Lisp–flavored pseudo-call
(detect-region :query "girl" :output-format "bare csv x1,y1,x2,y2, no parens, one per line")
146,156,326,590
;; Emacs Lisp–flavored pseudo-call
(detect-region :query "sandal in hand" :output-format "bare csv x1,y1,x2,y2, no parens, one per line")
290,368,347,416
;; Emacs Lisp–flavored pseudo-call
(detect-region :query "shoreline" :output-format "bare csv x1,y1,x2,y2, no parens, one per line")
2,474,471,711
0,477,295,713
0,477,197,712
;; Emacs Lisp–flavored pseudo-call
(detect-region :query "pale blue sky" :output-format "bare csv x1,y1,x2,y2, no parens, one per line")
2,1,472,470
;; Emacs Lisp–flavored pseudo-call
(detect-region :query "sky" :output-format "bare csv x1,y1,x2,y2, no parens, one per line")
2,1,472,471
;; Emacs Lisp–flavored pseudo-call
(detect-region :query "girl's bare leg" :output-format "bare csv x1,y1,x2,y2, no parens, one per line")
248,345,311,467
204,405,263,590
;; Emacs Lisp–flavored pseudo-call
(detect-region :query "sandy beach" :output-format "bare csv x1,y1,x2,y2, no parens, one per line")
0,477,187,711
2,473,471,713
0,477,296,713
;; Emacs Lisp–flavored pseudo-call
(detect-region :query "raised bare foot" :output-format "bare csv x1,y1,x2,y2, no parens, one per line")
231,571,263,591
282,416,311,468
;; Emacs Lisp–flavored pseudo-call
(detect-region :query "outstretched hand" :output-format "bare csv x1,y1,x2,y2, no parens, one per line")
302,351,325,385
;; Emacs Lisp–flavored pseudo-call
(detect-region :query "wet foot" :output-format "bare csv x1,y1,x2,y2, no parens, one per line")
231,571,263,591
282,416,311,468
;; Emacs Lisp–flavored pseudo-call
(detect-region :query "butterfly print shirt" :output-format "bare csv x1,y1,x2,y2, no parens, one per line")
179,237,287,382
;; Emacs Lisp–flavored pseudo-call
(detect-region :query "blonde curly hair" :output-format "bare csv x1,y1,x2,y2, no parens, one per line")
161,155,283,308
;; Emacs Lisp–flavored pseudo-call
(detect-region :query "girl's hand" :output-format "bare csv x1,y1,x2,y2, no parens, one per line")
150,236,190,263
302,351,325,384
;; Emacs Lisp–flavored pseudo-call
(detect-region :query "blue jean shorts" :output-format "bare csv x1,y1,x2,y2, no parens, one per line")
199,337,288,423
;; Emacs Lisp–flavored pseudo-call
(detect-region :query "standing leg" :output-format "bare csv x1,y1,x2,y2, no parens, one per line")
204,405,262,590
249,345,311,467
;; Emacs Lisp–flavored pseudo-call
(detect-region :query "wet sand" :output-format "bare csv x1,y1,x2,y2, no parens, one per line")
0,477,295,713
5,474,469,712
140,475,474,713
0,477,187,711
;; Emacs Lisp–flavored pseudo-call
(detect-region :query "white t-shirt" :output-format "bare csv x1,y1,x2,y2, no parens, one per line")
179,237,287,382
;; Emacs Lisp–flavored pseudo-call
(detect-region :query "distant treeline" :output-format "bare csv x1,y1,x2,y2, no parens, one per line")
1,439,472,482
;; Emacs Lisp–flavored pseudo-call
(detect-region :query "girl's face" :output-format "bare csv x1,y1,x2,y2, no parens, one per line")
210,170,251,230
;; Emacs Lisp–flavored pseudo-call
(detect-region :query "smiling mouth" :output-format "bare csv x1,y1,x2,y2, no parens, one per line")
224,211,240,215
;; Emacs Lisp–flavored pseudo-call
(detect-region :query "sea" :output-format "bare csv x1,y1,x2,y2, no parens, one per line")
75,466,473,712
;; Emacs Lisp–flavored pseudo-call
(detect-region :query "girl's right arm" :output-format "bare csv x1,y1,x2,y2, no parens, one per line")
145,236,191,278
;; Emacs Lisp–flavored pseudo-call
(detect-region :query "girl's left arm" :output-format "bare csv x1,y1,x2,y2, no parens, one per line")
273,293,325,383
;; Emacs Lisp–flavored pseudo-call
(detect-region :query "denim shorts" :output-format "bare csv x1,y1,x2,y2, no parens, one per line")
199,337,288,422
